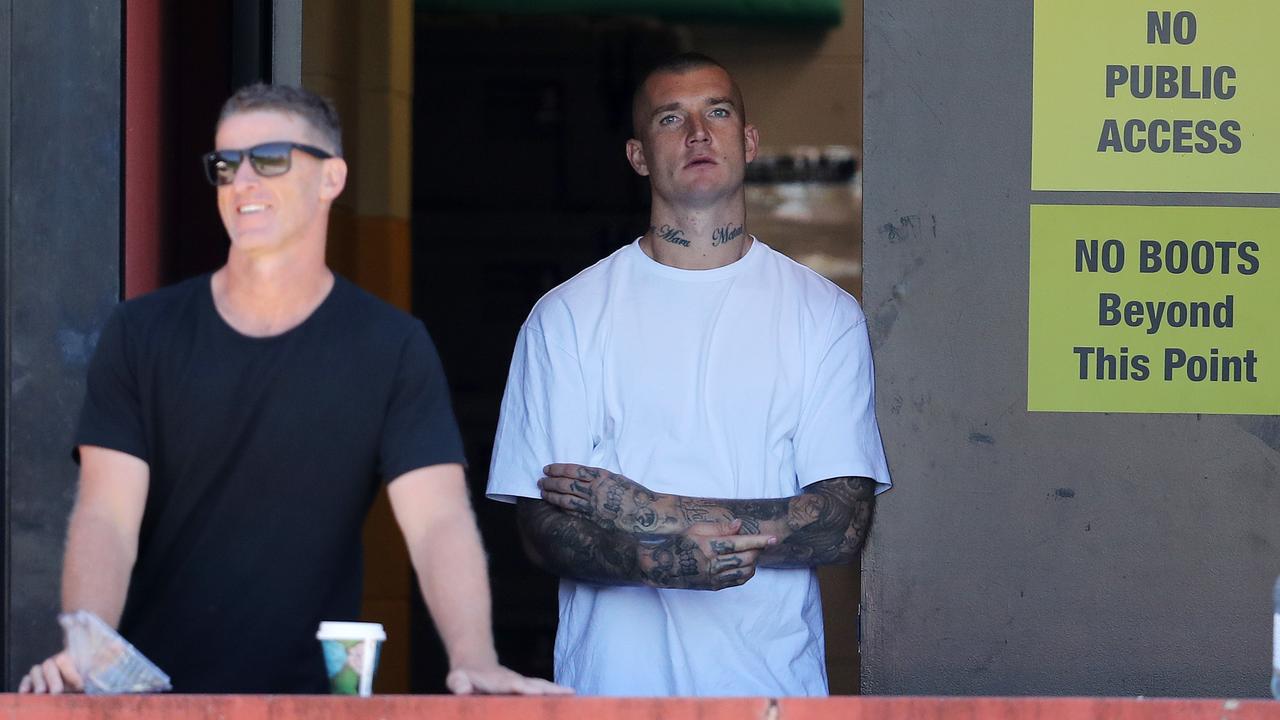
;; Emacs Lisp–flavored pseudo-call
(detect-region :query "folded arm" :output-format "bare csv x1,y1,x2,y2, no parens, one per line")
515,498,775,590
538,464,877,569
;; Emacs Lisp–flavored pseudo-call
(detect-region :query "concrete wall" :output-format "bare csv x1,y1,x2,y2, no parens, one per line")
3,1,124,690
688,2,862,150
861,0,1280,697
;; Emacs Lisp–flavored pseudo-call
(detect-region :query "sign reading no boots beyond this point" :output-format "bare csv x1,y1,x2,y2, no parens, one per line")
1028,205,1277,414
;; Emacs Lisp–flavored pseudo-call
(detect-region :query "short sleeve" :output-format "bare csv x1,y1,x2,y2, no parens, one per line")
793,304,892,494
379,324,467,482
486,313,594,504
74,306,149,464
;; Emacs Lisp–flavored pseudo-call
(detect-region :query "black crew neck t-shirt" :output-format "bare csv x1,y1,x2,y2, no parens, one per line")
74,274,465,692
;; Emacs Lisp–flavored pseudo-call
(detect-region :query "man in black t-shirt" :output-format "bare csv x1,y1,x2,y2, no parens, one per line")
19,85,568,695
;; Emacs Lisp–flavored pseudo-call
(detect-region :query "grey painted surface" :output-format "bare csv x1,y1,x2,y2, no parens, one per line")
4,1,122,690
272,0,303,86
862,1,1280,697
0,0,11,686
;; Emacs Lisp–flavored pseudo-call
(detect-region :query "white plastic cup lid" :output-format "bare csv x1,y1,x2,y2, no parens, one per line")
316,621,386,641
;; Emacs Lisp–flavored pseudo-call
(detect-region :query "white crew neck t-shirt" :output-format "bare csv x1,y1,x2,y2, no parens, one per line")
488,238,891,696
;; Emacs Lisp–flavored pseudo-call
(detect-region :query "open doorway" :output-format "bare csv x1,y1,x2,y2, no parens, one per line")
298,0,866,694
409,4,866,694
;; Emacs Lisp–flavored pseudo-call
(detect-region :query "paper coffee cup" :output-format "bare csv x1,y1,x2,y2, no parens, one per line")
316,621,385,696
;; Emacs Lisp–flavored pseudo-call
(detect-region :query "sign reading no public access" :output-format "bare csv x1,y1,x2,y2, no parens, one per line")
1028,205,1278,414
1032,1,1280,192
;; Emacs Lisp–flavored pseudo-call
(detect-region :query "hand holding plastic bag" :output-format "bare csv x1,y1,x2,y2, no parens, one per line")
58,610,171,694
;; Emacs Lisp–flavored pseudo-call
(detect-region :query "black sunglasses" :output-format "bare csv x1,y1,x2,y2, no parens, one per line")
202,141,334,186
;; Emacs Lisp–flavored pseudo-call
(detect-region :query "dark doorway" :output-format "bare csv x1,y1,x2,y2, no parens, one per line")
168,0,290,286
408,13,678,690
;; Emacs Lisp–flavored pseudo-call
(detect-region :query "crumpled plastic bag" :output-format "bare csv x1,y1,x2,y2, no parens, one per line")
58,610,171,694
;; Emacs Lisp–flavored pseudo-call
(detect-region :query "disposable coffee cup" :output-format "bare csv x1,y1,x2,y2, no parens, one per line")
316,621,385,696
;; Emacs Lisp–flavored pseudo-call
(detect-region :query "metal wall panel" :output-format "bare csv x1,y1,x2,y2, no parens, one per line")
4,0,122,690
0,0,11,686
272,0,302,86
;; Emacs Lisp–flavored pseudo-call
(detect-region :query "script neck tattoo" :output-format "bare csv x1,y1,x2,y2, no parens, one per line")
650,224,691,248
711,223,744,247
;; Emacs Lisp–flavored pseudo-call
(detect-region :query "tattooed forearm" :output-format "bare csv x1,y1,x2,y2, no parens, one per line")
517,498,762,591
711,223,744,247
760,477,876,568
517,499,644,585
674,497,781,533
539,464,875,570
678,501,731,527
620,477,875,568
651,224,691,247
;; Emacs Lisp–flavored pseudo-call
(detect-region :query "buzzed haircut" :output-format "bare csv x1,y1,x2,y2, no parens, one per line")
631,52,746,137
218,83,344,157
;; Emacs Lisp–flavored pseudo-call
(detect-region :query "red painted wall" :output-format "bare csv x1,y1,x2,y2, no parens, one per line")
123,0,163,298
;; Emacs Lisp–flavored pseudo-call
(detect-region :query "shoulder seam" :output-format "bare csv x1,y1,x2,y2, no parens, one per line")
524,322,579,358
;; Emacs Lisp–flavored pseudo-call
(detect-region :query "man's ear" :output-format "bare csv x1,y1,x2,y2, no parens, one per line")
744,124,760,164
319,157,348,201
625,138,650,177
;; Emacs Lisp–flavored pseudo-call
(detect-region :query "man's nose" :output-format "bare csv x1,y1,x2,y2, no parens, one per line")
231,159,260,187
686,117,709,143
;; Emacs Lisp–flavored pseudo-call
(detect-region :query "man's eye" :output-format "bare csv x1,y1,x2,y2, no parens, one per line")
659,115,679,125
710,108,729,117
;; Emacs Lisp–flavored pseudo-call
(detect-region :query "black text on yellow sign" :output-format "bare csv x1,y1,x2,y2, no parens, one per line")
1029,205,1278,414
1032,1,1280,192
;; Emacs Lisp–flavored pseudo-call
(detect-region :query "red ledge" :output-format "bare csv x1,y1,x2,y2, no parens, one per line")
3,694,1278,720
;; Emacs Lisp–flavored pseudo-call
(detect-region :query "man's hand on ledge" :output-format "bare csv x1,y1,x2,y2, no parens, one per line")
20,651,572,696
445,662,573,695
17,650,82,694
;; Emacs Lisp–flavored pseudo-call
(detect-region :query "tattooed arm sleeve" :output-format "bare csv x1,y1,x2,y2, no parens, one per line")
651,476,876,568
515,498,769,591
516,498,645,586
758,476,876,568
540,468,876,569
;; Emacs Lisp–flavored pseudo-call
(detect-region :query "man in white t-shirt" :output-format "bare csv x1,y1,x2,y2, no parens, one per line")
487,53,891,696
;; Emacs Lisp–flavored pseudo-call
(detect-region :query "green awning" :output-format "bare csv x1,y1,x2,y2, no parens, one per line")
415,0,842,26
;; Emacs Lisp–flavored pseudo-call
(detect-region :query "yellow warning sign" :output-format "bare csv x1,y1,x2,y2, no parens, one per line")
1032,1,1280,192
1028,204,1278,413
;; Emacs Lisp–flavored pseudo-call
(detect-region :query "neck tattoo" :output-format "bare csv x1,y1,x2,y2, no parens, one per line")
651,224,691,247
711,224,744,248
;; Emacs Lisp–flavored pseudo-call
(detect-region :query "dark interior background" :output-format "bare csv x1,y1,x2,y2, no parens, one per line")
408,14,679,689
